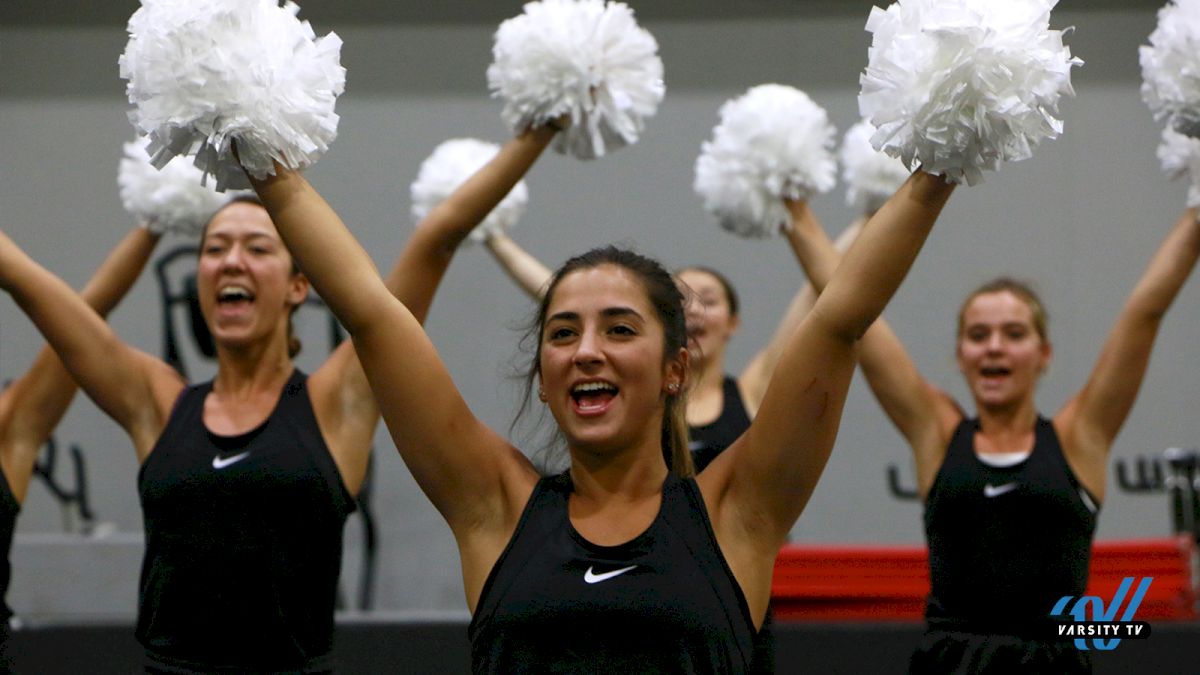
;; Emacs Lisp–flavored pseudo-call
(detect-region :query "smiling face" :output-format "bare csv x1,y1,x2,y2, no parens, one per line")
538,264,686,457
956,290,1052,412
197,201,309,353
676,268,739,369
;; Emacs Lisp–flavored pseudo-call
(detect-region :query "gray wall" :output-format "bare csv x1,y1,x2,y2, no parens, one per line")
2,3,1197,619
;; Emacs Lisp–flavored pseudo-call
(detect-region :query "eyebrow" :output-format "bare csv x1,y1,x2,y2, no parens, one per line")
204,231,278,244
546,306,645,323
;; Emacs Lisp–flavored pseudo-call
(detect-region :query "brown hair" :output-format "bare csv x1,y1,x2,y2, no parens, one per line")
518,246,693,477
676,265,740,317
200,196,303,358
957,277,1048,342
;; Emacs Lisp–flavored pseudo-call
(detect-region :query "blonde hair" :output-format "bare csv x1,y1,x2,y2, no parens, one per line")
957,277,1048,342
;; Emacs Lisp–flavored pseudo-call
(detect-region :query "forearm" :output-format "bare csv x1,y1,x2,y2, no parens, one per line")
744,217,865,402
1123,208,1200,323
420,126,557,256
78,225,161,316
0,230,145,428
250,167,394,334
782,200,843,293
483,231,552,300
387,127,557,323
816,172,953,341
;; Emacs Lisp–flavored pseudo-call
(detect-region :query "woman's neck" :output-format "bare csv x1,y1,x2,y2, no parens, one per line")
569,438,669,502
213,340,293,397
974,400,1039,449
693,351,728,394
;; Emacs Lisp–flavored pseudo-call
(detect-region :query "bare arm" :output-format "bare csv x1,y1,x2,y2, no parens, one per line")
310,128,558,495
0,226,162,501
250,168,538,558
705,172,955,554
0,229,184,462
737,217,866,416
781,200,961,497
1058,208,1200,495
395,126,558,321
482,231,553,300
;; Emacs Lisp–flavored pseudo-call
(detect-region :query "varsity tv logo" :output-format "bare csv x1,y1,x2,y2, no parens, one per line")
1051,577,1153,650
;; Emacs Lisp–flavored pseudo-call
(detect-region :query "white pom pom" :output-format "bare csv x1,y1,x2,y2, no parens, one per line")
1141,0,1200,138
118,138,240,235
410,139,530,243
859,0,1082,185
120,0,345,191
1158,127,1200,207
840,120,911,214
693,84,837,238
487,0,664,160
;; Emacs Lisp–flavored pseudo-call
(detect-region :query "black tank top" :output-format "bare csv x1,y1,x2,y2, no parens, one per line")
924,417,1098,631
0,471,18,623
689,376,752,472
470,472,757,674
136,369,354,671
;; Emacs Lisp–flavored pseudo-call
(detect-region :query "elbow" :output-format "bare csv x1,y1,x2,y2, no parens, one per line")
812,303,873,345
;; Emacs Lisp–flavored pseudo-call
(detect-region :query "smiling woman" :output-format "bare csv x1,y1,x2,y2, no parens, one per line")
247,140,953,670
785,205,1200,673
0,124,557,672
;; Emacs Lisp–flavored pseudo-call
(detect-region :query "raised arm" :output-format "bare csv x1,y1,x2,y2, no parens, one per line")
482,230,553,300
309,127,558,495
782,199,962,497
737,217,865,416
1058,208,1200,495
250,167,538,561
395,126,558,321
706,172,954,548
0,226,161,501
0,229,184,461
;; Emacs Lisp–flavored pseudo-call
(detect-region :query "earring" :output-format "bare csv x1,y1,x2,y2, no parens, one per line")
667,383,680,394
538,388,547,402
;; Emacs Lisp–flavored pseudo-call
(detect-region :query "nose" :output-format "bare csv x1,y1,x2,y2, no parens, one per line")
573,330,604,368
220,243,247,271
985,332,1004,352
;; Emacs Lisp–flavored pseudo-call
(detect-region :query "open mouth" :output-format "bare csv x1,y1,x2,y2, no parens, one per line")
570,381,619,414
217,285,256,306
980,366,1011,378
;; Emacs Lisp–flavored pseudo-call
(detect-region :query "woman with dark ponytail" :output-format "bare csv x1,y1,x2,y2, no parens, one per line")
246,145,954,670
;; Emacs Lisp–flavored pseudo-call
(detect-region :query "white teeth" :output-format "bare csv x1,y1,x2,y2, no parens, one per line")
218,285,252,301
573,382,616,394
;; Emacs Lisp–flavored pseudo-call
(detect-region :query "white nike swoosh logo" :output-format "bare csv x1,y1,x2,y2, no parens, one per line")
984,483,1018,498
584,565,638,584
212,451,251,470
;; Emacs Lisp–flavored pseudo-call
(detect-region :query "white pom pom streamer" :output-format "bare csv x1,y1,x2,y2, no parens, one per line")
1158,127,1200,207
487,0,664,160
1140,0,1200,138
859,0,1082,185
694,84,837,238
840,120,911,214
410,139,530,243
118,139,241,235
120,0,345,191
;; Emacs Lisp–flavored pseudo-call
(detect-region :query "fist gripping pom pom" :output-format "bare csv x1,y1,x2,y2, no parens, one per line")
120,0,345,191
